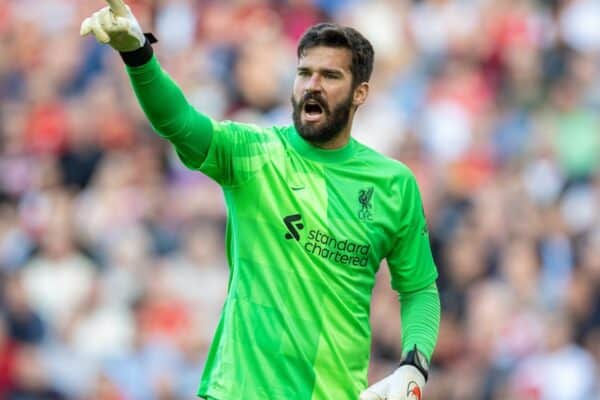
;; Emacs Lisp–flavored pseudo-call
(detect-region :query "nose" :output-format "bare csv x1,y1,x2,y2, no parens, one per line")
304,73,323,93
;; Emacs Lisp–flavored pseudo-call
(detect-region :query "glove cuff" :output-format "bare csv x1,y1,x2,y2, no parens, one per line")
399,345,429,382
119,33,157,67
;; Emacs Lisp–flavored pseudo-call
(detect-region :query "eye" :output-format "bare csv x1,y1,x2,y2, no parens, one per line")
297,69,310,77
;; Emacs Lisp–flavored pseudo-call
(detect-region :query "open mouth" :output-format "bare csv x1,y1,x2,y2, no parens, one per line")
302,100,325,122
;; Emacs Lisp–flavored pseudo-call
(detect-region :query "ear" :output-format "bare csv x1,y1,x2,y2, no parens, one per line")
352,82,369,107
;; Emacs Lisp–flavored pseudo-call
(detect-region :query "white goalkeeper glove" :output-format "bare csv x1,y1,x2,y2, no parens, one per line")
80,0,145,52
360,347,429,400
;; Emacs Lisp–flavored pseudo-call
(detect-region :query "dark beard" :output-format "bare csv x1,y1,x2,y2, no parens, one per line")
291,91,353,144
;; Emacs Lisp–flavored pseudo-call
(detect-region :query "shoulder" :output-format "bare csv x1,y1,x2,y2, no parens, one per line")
210,121,292,148
213,120,279,136
353,140,416,181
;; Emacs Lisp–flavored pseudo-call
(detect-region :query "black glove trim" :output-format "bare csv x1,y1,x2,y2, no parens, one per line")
119,32,157,67
399,345,429,382
144,32,158,44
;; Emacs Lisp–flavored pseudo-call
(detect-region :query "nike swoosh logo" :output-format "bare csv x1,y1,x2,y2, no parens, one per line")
291,186,305,191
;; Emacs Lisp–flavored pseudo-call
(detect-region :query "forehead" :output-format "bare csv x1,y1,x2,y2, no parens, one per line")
298,46,352,73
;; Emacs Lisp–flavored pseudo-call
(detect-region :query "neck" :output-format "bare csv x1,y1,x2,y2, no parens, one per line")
310,117,354,150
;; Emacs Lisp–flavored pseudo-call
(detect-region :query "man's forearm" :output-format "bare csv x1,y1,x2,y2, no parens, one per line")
361,284,439,400
122,42,214,166
80,0,214,156
399,282,441,361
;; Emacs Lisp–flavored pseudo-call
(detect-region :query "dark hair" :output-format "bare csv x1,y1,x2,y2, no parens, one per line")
297,23,375,87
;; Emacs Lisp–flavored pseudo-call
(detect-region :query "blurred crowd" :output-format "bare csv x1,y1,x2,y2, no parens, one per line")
0,0,599,399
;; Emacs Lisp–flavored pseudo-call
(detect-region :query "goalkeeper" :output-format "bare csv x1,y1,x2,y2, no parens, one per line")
81,1,441,399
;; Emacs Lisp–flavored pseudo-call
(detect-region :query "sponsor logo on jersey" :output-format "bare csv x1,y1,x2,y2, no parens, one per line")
358,187,374,221
283,214,371,266
283,214,304,240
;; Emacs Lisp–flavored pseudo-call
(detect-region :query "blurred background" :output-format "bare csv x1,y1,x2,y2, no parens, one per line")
0,0,599,399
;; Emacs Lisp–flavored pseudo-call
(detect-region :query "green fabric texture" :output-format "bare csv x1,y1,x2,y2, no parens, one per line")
400,283,441,362
126,56,214,166
125,56,440,400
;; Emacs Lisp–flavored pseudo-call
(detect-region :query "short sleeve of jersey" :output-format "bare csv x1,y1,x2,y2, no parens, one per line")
193,120,281,187
386,172,438,293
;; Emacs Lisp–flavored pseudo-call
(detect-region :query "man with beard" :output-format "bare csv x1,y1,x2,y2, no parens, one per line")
81,1,440,399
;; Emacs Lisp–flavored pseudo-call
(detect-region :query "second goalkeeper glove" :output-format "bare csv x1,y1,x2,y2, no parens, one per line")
359,346,429,400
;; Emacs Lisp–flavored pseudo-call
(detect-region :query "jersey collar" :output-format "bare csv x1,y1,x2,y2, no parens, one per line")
288,126,358,164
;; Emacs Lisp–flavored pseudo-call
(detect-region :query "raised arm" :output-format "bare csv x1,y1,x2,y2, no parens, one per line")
80,0,213,165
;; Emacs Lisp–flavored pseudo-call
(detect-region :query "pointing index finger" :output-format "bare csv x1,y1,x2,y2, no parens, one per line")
106,0,128,17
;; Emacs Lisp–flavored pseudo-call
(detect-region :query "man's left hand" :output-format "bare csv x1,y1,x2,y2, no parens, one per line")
359,365,426,400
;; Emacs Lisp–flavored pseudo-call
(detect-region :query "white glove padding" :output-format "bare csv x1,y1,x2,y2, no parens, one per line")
359,365,426,400
80,0,145,52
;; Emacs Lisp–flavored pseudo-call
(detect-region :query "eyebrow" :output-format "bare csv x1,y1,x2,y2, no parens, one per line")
297,66,345,77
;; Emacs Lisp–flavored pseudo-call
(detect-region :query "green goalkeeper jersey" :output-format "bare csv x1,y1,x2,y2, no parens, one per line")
125,56,439,400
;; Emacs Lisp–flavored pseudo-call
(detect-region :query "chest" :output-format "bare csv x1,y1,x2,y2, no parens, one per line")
231,155,399,261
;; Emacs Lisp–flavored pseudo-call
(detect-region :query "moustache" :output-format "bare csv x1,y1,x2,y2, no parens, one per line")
300,92,329,114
